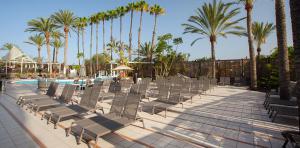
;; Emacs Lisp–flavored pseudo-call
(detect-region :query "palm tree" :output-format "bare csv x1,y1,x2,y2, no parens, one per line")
88,15,97,75
107,10,117,43
239,0,257,89
51,39,63,63
106,38,120,62
252,22,275,58
1,43,14,50
289,0,300,132
25,34,45,65
182,0,244,78
26,17,57,75
94,13,101,72
116,6,128,54
98,12,109,54
51,31,63,63
173,37,183,51
150,4,165,63
136,0,149,61
51,10,77,73
139,42,152,61
127,2,138,61
73,18,81,65
275,0,290,99
79,17,88,60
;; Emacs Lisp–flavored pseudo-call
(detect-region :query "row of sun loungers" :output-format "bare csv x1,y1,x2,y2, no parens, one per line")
262,81,299,147
16,76,217,146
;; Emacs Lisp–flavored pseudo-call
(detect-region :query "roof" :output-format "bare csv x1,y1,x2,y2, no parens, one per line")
113,65,133,71
2,46,35,63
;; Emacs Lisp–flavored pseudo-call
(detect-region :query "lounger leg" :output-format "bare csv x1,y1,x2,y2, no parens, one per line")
55,116,61,129
141,119,145,128
78,128,85,145
67,122,74,137
34,107,40,116
269,109,274,118
272,111,278,122
94,135,99,148
47,114,52,124
152,107,155,115
181,103,183,109
165,108,167,118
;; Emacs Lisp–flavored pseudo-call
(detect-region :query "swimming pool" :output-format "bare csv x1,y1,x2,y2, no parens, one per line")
14,79,88,85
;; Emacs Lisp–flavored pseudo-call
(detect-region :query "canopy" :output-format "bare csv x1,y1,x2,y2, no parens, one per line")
2,46,35,63
113,65,133,71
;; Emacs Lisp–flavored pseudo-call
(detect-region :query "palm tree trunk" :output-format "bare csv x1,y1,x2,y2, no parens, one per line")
82,28,85,60
276,0,290,99
45,33,52,76
96,23,99,72
90,24,93,76
129,10,134,61
64,27,69,75
289,0,300,132
55,47,59,63
37,47,41,65
150,14,158,63
210,40,216,79
110,19,113,42
257,46,261,80
138,11,144,61
120,16,124,56
246,6,257,90
53,47,56,63
102,20,106,54
77,27,80,65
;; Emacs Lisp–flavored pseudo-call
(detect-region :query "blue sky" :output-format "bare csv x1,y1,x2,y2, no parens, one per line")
0,0,293,65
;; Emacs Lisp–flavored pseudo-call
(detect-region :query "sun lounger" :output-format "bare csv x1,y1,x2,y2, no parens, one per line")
74,93,144,145
67,93,128,139
42,84,104,128
281,131,300,148
29,84,76,115
268,104,298,122
17,82,59,106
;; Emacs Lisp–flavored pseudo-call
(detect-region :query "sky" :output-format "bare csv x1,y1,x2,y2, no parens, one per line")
0,0,293,65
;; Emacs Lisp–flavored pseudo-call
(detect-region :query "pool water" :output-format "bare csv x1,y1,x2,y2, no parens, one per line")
15,79,87,85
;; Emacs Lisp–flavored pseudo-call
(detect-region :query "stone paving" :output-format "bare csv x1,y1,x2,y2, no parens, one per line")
0,83,298,148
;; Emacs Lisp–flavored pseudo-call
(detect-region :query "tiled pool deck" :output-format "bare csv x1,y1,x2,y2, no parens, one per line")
0,83,298,148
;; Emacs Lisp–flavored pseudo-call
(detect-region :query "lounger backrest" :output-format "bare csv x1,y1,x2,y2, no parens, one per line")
122,93,141,120
59,85,76,103
120,81,132,93
88,84,102,108
109,93,127,116
130,84,139,94
79,87,93,107
158,85,170,101
46,82,59,96
169,85,181,102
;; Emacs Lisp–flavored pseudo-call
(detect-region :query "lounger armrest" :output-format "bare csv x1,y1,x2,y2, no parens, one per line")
269,104,298,109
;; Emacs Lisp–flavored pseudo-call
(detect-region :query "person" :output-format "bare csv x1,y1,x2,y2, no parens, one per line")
133,70,138,84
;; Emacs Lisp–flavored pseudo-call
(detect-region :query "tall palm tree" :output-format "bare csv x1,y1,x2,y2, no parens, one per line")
252,22,275,58
26,17,57,75
116,6,128,54
182,0,244,78
127,2,138,61
88,15,97,75
107,10,117,43
106,38,120,61
51,10,77,73
275,0,290,99
94,13,101,72
239,0,257,89
79,17,88,60
25,34,45,65
51,39,63,63
136,0,149,61
51,31,63,63
289,0,300,132
149,4,165,63
73,18,81,65
98,12,109,54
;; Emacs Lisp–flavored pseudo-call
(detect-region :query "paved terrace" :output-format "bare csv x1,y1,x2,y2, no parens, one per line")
0,83,298,148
